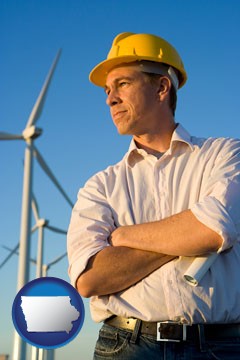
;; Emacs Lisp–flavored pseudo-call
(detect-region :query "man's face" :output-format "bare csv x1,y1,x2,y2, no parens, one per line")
105,66,162,136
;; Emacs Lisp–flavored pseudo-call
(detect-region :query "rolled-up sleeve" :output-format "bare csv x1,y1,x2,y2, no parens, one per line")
191,139,240,252
67,173,115,287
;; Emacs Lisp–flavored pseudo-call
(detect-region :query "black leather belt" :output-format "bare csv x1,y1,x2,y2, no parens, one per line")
104,316,240,342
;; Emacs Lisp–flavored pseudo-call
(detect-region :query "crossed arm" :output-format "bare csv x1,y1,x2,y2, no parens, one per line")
77,209,222,297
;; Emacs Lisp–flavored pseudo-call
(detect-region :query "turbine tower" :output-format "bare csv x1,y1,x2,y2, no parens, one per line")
1,192,68,360
2,244,67,360
0,50,67,360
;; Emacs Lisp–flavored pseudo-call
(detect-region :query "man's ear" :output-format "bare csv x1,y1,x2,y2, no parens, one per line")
158,76,171,98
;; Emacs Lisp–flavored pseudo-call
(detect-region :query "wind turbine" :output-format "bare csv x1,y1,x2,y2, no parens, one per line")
0,195,67,271
0,193,68,269
2,244,67,360
2,244,67,276
0,191,69,360
31,193,68,279
0,49,72,360
1,193,68,360
30,193,67,360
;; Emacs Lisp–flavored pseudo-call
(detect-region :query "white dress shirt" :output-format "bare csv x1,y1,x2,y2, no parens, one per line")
67,124,240,324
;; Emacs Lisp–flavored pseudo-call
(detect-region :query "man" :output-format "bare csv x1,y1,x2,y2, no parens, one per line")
67,32,240,359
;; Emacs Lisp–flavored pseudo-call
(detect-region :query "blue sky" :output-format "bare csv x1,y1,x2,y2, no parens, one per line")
0,0,240,359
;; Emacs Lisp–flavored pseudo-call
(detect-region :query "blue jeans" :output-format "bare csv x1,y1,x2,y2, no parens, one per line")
93,323,240,359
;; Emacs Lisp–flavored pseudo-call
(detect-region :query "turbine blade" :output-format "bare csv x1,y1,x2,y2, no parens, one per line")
33,146,74,208
0,132,23,140
25,49,61,128
31,224,38,233
46,224,67,235
0,243,19,269
31,193,40,222
2,245,37,264
47,252,67,267
2,244,16,251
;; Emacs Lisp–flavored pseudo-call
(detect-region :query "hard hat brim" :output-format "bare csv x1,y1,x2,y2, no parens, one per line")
89,55,187,89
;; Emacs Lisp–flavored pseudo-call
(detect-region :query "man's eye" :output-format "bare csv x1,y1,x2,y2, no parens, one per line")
119,81,128,87
104,88,110,96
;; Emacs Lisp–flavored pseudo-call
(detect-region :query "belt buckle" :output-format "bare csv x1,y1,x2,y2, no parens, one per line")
156,321,187,342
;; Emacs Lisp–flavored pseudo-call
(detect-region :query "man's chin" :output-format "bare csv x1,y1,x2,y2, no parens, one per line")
115,124,134,136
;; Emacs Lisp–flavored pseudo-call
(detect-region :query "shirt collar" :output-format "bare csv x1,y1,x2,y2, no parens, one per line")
126,123,194,167
170,123,194,153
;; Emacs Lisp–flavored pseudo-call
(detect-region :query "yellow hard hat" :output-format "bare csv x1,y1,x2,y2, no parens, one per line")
89,32,187,89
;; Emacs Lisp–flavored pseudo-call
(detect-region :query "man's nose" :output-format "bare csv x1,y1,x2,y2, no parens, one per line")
106,89,121,107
